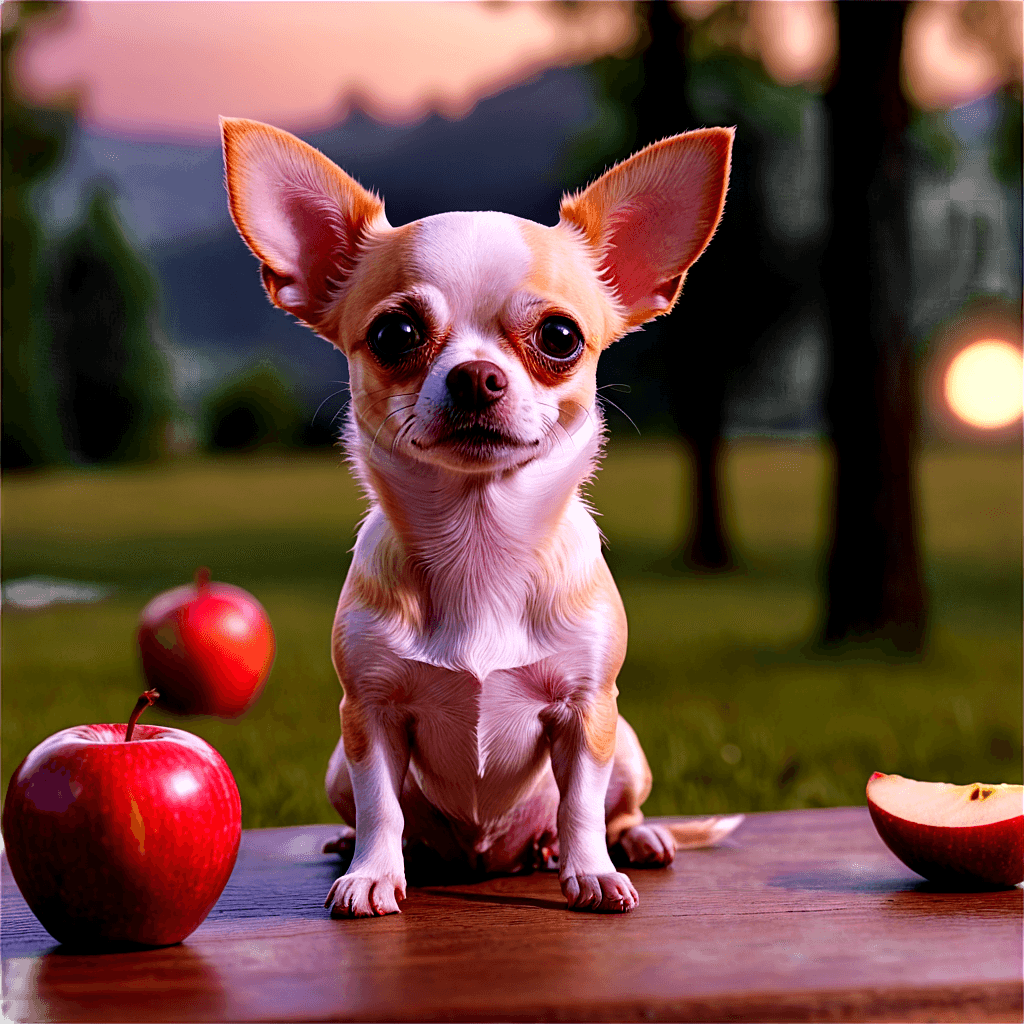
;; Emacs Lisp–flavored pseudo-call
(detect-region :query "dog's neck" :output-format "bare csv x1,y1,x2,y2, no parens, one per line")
343,409,606,676
346,408,603,570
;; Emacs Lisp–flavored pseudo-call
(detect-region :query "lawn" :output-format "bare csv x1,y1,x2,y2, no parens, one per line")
2,439,1020,828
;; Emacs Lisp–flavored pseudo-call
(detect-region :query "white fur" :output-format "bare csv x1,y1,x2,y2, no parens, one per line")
346,411,603,680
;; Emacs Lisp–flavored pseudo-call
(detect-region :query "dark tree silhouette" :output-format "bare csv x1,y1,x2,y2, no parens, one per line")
48,186,173,463
819,1,926,654
1,1,72,468
602,1,742,572
571,1,818,572
3,2,171,468
636,2,739,572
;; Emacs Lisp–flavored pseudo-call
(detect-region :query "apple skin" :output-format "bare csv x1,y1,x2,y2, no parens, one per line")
138,568,275,717
2,722,241,947
867,773,1023,888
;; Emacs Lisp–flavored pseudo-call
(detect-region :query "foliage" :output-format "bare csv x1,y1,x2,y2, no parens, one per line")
906,110,959,177
685,53,810,140
561,3,815,194
47,186,175,463
2,1,173,469
1,1,72,468
202,361,332,453
990,90,1023,186
2,442,1019,828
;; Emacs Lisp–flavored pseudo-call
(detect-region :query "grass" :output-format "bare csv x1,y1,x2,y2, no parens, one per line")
2,440,1020,828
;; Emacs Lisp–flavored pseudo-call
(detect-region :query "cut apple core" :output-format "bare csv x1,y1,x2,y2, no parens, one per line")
867,773,1023,828
867,772,1023,887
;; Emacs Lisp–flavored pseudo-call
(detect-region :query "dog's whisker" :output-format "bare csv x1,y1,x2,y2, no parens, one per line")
368,403,418,458
596,394,641,436
535,401,572,455
312,387,350,426
390,412,417,459
563,397,598,430
363,392,420,414
330,399,353,428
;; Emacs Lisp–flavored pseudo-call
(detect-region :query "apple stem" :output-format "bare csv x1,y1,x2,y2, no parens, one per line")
125,689,161,742
195,566,211,594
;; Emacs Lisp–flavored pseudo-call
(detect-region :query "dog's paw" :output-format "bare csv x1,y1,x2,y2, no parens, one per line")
324,873,406,918
618,822,677,867
561,871,638,913
322,825,356,856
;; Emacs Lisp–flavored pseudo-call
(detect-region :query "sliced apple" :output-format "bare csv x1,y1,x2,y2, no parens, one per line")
866,772,1023,888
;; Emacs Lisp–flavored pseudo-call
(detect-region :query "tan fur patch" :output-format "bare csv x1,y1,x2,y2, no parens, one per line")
220,117,387,331
579,562,628,764
559,129,730,253
340,694,371,764
605,717,654,844
582,686,620,765
517,220,627,349
346,536,425,635
558,128,733,329
330,222,420,351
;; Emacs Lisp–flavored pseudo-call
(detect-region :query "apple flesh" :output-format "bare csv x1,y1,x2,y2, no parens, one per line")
867,771,1023,888
2,695,241,947
138,567,275,717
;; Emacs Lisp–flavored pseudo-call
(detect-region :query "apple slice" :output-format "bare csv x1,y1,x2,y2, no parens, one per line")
867,772,1023,888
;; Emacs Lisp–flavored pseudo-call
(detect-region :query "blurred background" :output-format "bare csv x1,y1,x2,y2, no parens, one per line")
2,0,1021,828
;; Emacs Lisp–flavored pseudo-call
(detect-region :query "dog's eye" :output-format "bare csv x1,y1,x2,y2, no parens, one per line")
367,313,423,362
536,316,584,363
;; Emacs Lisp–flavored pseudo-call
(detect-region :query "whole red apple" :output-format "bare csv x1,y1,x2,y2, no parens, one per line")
867,771,1023,888
2,690,241,947
138,567,275,717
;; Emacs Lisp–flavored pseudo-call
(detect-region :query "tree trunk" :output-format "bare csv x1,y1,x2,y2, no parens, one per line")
632,0,735,572
820,1,926,653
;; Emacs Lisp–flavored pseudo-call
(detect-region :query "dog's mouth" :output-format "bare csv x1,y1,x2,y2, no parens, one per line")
410,418,541,463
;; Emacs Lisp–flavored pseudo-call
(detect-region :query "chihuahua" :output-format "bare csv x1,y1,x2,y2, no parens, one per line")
221,117,737,916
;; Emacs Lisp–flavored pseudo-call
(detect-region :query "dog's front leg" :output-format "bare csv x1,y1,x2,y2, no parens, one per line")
549,706,639,913
324,700,410,918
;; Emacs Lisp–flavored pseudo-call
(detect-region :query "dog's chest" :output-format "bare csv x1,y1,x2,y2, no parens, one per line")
404,660,568,824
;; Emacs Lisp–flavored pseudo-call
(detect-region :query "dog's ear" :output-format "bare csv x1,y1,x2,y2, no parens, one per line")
220,117,388,328
559,128,733,330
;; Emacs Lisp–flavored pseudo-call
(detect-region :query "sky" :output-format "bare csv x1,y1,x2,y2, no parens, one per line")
11,1,1020,143
11,1,633,140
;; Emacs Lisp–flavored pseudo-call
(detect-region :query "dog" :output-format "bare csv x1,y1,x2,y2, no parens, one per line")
221,117,739,916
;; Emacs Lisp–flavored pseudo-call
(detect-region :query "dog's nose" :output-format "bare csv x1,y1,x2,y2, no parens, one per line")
446,361,508,411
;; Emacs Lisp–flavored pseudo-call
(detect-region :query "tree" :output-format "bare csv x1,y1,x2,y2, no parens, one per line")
819,1,926,654
3,2,172,468
47,185,174,463
1,1,72,468
562,1,818,572
566,1,742,571
637,2,740,572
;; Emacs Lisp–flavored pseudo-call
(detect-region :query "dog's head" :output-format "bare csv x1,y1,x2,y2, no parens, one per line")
221,118,732,475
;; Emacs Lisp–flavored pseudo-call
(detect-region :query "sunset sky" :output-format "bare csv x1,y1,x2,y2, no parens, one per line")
11,1,633,140
10,1,1020,142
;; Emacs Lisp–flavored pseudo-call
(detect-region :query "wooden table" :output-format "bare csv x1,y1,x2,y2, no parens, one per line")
2,807,1021,1022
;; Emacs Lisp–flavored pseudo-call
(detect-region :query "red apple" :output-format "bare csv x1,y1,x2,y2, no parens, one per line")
2,690,241,947
138,567,275,717
867,771,1024,888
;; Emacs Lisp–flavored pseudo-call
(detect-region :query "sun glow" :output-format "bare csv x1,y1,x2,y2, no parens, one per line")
943,340,1023,430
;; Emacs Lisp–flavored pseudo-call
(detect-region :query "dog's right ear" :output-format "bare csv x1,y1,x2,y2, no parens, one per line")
220,117,388,328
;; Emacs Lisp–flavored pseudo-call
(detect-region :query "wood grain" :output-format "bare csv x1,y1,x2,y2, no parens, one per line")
3,807,1021,1022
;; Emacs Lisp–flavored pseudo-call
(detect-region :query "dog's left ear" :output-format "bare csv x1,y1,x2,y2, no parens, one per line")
559,127,733,330
221,117,389,329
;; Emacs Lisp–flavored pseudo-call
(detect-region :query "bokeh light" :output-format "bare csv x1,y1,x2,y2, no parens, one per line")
943,340,1023,430
903,0,1023,110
